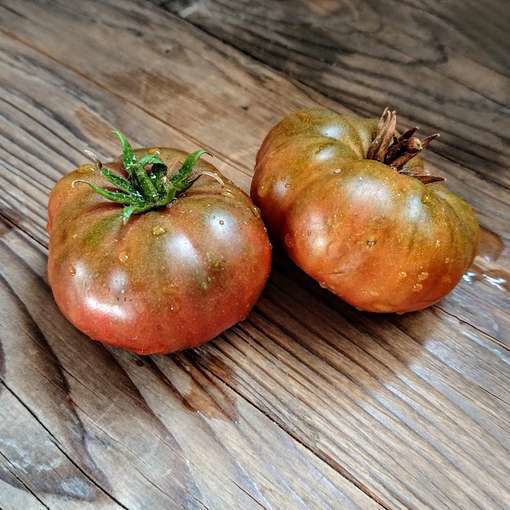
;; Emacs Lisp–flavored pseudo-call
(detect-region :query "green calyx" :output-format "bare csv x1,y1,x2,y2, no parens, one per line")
75,130,208,223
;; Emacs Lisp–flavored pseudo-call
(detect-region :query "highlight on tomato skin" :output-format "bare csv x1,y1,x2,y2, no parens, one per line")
47,132,272,355
251,108,479,313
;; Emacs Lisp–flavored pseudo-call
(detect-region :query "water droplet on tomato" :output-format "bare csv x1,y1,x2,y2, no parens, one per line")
333,169,342,174
445,257,451,264
399,271,407,279
69,266,76,275
412,283,423,292
366,239,377,248
152,225,166,236
418,271,429,281
119,251,129,263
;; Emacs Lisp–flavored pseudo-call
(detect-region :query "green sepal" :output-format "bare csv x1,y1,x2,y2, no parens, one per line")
133,161,159,201
74,180,143,205
165,150,208,202
150,162,167,194
171,150,208,188
101,167,135,194
79,131,210,224
122,205,136,224
113,130,136,171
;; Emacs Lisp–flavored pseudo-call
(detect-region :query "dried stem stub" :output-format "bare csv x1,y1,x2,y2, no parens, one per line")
367,108,443,183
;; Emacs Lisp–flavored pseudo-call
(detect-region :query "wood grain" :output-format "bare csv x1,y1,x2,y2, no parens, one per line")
0,1,510,509
1,218,382,509
156,0,510,188
0,0,508,343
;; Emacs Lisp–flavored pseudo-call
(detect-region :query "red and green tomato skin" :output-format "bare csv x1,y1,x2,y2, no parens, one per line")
48,148,271,354
251,109,479,313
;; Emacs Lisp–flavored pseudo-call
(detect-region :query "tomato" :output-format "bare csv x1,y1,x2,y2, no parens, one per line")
48,134,271,354
251,109,479,313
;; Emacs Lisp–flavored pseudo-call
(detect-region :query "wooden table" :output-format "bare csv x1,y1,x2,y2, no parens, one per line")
0,1,509,508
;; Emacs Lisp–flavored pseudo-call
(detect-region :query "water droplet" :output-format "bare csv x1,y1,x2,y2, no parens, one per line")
412,283,423,292
435,239,441,247
319,281,327,288
152,225,166,236
284,233,294,248
219,219,225,225
251,206,261,218
119,251,129,263
366,239,377,248
72,233,78,239
399,271,407,279
418,271,429,281
69,266,76,275
444,257,451,264
333,169,342,174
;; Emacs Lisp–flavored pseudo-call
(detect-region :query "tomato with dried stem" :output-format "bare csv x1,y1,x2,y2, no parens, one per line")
251,109,479,313
48,132,271,354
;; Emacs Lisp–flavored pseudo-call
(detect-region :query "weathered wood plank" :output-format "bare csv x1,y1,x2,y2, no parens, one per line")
1,219,382,509
0,0,508,345
156,0,510,189
1,0,509,233
0,25,510,510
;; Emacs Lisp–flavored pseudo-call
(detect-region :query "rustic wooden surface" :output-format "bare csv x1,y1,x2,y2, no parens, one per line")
0,0,509,508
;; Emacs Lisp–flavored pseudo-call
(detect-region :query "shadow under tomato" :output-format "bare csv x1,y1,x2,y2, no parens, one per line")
135,346,239,423
251,245,443,389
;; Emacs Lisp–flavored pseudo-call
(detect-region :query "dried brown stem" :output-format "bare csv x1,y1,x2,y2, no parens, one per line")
367,108,397,162
367,108,443,184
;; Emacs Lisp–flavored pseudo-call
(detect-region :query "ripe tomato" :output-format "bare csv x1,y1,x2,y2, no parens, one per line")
251,109,479,313
48,134,271,354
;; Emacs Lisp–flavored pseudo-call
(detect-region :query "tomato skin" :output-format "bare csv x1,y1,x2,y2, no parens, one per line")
251,109,479,313
48,148,271,354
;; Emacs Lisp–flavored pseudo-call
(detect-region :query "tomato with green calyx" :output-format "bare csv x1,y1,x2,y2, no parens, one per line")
251,109,479,313
48,132,271,354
